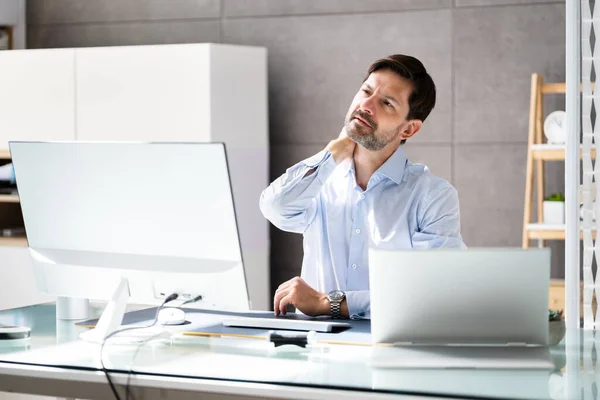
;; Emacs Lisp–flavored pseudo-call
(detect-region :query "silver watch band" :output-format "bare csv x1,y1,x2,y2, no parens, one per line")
330,300,341,319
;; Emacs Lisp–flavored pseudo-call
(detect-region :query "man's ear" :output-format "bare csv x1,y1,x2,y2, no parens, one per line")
399,120,423,141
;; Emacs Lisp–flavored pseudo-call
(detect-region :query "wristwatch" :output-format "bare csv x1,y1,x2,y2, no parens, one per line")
327,290,346,319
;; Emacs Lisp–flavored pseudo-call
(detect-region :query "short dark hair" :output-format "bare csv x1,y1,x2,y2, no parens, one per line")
364,54,436,144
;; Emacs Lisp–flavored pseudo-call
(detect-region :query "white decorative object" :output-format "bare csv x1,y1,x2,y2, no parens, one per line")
544,110,567,144
543,201,565,224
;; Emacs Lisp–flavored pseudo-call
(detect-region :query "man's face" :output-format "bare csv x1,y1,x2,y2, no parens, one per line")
344,69,415,151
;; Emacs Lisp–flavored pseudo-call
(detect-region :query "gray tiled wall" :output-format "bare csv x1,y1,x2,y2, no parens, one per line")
26,0,567,296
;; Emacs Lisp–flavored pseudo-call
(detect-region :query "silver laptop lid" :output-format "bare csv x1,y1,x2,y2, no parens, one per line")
368,248,550,346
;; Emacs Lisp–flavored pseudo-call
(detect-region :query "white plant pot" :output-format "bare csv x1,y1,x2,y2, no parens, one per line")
543,201,565,225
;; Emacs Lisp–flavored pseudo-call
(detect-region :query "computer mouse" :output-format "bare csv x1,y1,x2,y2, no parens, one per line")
157,307,186,325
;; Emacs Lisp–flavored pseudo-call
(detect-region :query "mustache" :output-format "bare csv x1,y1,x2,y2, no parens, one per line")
352,110,376,129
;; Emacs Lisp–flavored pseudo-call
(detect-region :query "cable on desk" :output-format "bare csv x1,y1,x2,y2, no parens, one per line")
124,295,203,400
100,293,179,400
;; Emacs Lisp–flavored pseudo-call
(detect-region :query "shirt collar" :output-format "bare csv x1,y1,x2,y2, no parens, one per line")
376,145,407,185
345,145,407,186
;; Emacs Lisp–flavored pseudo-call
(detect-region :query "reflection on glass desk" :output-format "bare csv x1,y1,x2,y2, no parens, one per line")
0,303,589,400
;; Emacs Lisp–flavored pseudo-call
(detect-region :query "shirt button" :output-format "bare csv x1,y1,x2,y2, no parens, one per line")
355,228,361,234
352,264,357,270
360,194,365,200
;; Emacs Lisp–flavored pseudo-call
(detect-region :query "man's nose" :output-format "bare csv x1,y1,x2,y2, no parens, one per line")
359,96,376,115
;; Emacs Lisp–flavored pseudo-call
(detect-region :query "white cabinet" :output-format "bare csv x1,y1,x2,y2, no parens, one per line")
75,44,269,310
0,44,270,310
76,44,212,142
0,247,53,310
0,49,76,149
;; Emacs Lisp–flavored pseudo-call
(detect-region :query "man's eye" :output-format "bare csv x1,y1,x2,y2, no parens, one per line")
362,89,370,95
384,101,393,108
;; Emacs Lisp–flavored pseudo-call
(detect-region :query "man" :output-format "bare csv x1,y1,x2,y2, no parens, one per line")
260,54,466,320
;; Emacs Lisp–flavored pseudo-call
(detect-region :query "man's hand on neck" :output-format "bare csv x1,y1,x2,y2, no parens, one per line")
303,128,355,178
326,128,356,164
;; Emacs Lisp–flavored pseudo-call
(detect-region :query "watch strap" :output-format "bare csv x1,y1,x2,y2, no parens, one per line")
330,300,341,319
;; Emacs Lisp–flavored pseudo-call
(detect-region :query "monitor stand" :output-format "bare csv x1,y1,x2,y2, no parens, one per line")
79,277,129,343
78,277,167,344
56,296,89,320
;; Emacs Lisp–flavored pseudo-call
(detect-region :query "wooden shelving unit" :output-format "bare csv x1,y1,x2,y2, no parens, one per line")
6,26,12,50
522,73,595,314
0,194,19,203
526,223,597,241
0,152,26,247
0,2,28,248
531,144,596,161
0,25,13,50
0,237,26,246
522,73,576,248
0,0,25,52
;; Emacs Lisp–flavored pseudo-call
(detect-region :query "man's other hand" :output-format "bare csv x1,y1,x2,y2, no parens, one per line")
326,127,356,164
273,276,328,317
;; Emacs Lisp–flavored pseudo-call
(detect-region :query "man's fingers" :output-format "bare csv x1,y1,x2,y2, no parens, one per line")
274,277,304,316
274,280,291,315
274,277,301,315
277,280,292,291
273,290,282,316
279,294,293,316
273,287,289,316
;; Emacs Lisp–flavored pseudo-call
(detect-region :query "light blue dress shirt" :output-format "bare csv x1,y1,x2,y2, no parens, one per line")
259,146,466,319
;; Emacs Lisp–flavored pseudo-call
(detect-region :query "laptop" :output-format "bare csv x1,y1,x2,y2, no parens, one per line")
368,247,554,369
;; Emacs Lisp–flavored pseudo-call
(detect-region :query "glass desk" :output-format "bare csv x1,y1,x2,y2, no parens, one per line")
0,303,588,400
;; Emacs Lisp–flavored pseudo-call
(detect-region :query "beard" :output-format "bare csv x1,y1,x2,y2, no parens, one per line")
345,110,399,151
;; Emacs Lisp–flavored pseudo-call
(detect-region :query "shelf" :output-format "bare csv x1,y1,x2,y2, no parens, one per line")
541,82,596,94
0,194,18,203
526,223,597,240
0,25,14,50
531,144,596,161
541,83,566,94
0,236,26,246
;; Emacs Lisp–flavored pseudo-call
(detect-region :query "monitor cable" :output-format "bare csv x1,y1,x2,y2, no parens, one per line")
123,294,203,400
100,293,179,400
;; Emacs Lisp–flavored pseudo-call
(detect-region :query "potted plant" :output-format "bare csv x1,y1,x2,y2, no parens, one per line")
549,309,565,345
543,193,565,225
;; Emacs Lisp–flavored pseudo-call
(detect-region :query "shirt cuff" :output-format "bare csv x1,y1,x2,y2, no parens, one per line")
301,149,337,185
345,290,370,320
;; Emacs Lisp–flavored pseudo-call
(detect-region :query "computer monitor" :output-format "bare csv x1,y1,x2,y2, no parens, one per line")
9,141,249,342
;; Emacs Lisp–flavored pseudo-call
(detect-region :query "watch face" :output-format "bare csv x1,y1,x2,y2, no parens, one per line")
328,290,345,301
